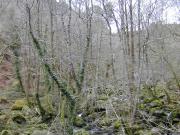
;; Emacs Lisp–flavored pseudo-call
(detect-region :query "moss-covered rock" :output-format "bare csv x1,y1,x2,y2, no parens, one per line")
97,95,108,101
11,99,28,110
113,120,121,129
74,116,86,127
143,98,154,104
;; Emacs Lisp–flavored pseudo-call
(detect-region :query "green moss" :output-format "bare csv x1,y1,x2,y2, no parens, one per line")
149,99,164,108
149,107,162,113
113,120,121,129
143,98,154,104
40,95,54,113
87,112,97,121
99,117,112,127
138,104,146,110
172,110,180,119
98,95,108,101
11,99,28,110
74,116,86,127
152,99,163,105
34,123,48,129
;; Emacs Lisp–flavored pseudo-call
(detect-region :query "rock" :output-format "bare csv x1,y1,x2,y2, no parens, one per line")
1,130,12,135
31,130,54,135
11,99,28,110
74,116,86,127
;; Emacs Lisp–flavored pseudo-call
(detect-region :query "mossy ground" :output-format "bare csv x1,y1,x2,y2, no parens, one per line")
0,79,180,135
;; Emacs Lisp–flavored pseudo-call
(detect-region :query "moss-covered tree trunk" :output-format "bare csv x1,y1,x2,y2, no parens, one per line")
27,5,75,134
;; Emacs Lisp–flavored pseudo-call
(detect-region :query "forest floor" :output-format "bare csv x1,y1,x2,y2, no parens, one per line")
0,59,180,135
